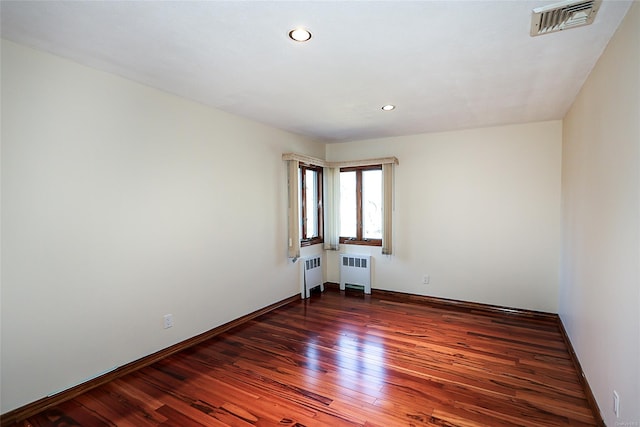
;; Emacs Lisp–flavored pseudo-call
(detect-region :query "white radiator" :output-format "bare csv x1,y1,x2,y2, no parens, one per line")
339,254,371,294
302,255,324,299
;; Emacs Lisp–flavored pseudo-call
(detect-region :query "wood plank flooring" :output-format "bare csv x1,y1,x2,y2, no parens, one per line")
19,289,598,426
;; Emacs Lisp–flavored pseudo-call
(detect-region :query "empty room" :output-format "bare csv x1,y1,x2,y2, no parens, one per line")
1,1,638,426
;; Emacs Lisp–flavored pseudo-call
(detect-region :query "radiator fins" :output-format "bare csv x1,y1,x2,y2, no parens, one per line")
303,256,323,299
339,254,372,294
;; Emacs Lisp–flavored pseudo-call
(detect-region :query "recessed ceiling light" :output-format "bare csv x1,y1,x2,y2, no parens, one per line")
381,104,396,111
289,28,312,42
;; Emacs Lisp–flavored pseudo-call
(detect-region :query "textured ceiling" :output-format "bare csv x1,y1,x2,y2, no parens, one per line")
0,1,632,142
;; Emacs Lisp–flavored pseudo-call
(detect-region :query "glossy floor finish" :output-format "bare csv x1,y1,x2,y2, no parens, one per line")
22,290,597,426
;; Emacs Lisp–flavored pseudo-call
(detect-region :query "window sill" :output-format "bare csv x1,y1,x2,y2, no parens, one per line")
301,238,323,247
339,238,382,247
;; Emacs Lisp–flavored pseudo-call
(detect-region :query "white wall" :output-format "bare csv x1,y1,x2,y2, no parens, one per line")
0,40,323,414
326,121,562,313
5,8,636,416
560,2,639,425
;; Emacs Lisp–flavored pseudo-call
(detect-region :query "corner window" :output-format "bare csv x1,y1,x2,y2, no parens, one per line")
299,164,323,246
339,165,382,246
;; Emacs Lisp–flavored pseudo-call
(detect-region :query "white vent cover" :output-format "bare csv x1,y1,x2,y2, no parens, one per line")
530,0,601,36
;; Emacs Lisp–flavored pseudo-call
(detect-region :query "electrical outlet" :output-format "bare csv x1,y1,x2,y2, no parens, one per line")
423,274,430,284
163,314,173,329
613,390,619,418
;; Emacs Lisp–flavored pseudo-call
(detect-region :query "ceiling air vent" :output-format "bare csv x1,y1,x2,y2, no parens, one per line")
530,0,601,36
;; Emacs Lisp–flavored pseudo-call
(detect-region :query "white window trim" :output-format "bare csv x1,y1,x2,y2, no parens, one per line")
282,153,398,168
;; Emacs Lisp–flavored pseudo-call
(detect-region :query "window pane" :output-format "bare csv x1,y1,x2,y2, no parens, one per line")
362,169,382,239
304,169,318,238
340,171,357,237
298,168,303,239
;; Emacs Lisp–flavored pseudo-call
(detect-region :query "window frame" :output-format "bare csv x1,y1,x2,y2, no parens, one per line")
299,163,324,247
339,165,382,247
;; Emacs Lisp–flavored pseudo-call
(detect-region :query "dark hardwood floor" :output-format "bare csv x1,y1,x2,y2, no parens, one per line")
20,289,598,426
